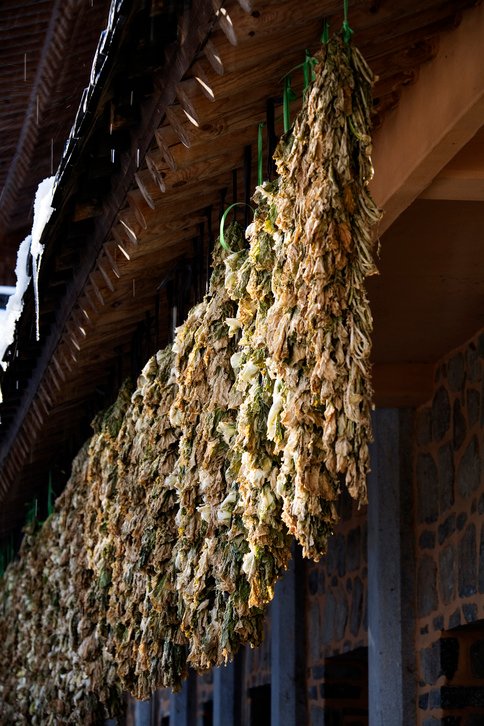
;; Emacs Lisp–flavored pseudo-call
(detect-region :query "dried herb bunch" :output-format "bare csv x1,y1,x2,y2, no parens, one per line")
104,348,187,697
171,224,264,671
0,446,124,724
265,35,380,559
224,183,292,609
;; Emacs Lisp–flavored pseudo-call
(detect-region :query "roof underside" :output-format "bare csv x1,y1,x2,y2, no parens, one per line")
0,0,482,541
0,0,113,282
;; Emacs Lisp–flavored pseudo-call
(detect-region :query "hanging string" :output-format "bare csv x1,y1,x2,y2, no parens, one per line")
283,76,297,133
281,49,317,130
342,0,353,43
26,498,38,525
302,49,317,98
257,122,265,186
47,471,54,517
219,202,254,252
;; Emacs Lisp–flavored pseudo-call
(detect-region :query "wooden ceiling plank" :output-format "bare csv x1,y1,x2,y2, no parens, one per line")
88,273,105,307
216,6,239,46
118,211,142,245
176,78,205,127
31,400,44,428
165,105,192,149
203,38,225,75
112,224,137,255
371,2,484,234
51,353,66,384
16,432,30,462
236,0,253,12
154,129,178,170
145,153,167,193
134,171,157,208
127,190,153,231
104,241,122,277
98,261,116,293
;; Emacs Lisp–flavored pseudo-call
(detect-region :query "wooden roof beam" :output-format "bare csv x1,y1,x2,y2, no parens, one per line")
371,2,484,234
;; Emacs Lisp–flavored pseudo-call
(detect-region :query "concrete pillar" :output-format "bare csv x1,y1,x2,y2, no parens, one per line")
367,409,416,726
213,660,235,726
271,548,306,726
133,699,152,726
170,672,197,726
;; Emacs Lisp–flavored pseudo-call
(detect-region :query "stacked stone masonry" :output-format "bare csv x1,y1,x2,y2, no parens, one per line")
416,330,484,724
306,494,369,723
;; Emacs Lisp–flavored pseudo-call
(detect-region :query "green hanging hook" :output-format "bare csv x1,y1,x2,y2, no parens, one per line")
342,0,353,43
283,76,297,133
219,203,254,252
257,122,265,187
47,471,55,517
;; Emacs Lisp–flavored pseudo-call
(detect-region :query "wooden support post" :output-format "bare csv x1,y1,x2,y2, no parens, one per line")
170,672,197,726
133,699,152,726
213,661,236,726
367,409,415,726
271,549,306,726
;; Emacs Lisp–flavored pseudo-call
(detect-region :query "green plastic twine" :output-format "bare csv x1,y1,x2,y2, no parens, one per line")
342,0,353,43
321,20,330,44
47,472,54,517
283,76,296,133
26,498,38,525
258,122,265,186
303,50,317,97
219,202,254,252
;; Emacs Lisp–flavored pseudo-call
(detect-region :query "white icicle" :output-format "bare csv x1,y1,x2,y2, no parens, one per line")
0,176,56,396
30,176,56,341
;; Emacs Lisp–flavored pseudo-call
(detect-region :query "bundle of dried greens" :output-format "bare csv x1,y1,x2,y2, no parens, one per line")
225,183,292,608
42,448,123,723
171,224,263,671
265,35,380,559
0,445,124,724
106,347,187,697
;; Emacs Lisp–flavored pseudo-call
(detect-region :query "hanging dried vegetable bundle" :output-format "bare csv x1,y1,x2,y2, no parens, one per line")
82,380,133,677
106,347,187,697
0,446,124,724
171,224,264,671
265,34,380,559
224,183,292,609
43,448,124,722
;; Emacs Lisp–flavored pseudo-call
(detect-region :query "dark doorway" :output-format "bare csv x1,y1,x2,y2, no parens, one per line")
249,684,271,726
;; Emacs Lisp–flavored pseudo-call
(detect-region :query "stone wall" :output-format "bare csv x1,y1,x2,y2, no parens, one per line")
306,492,369,723
415,330,484,724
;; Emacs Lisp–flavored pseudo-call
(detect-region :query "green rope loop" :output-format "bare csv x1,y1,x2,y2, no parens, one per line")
283,76,291,133
47,471,55,517
26,498,38,525
219,203,254,252
257,122,265,186
342,0,353,43
303,50,317,97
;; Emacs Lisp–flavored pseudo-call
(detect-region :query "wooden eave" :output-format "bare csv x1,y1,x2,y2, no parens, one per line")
0,0,482,541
